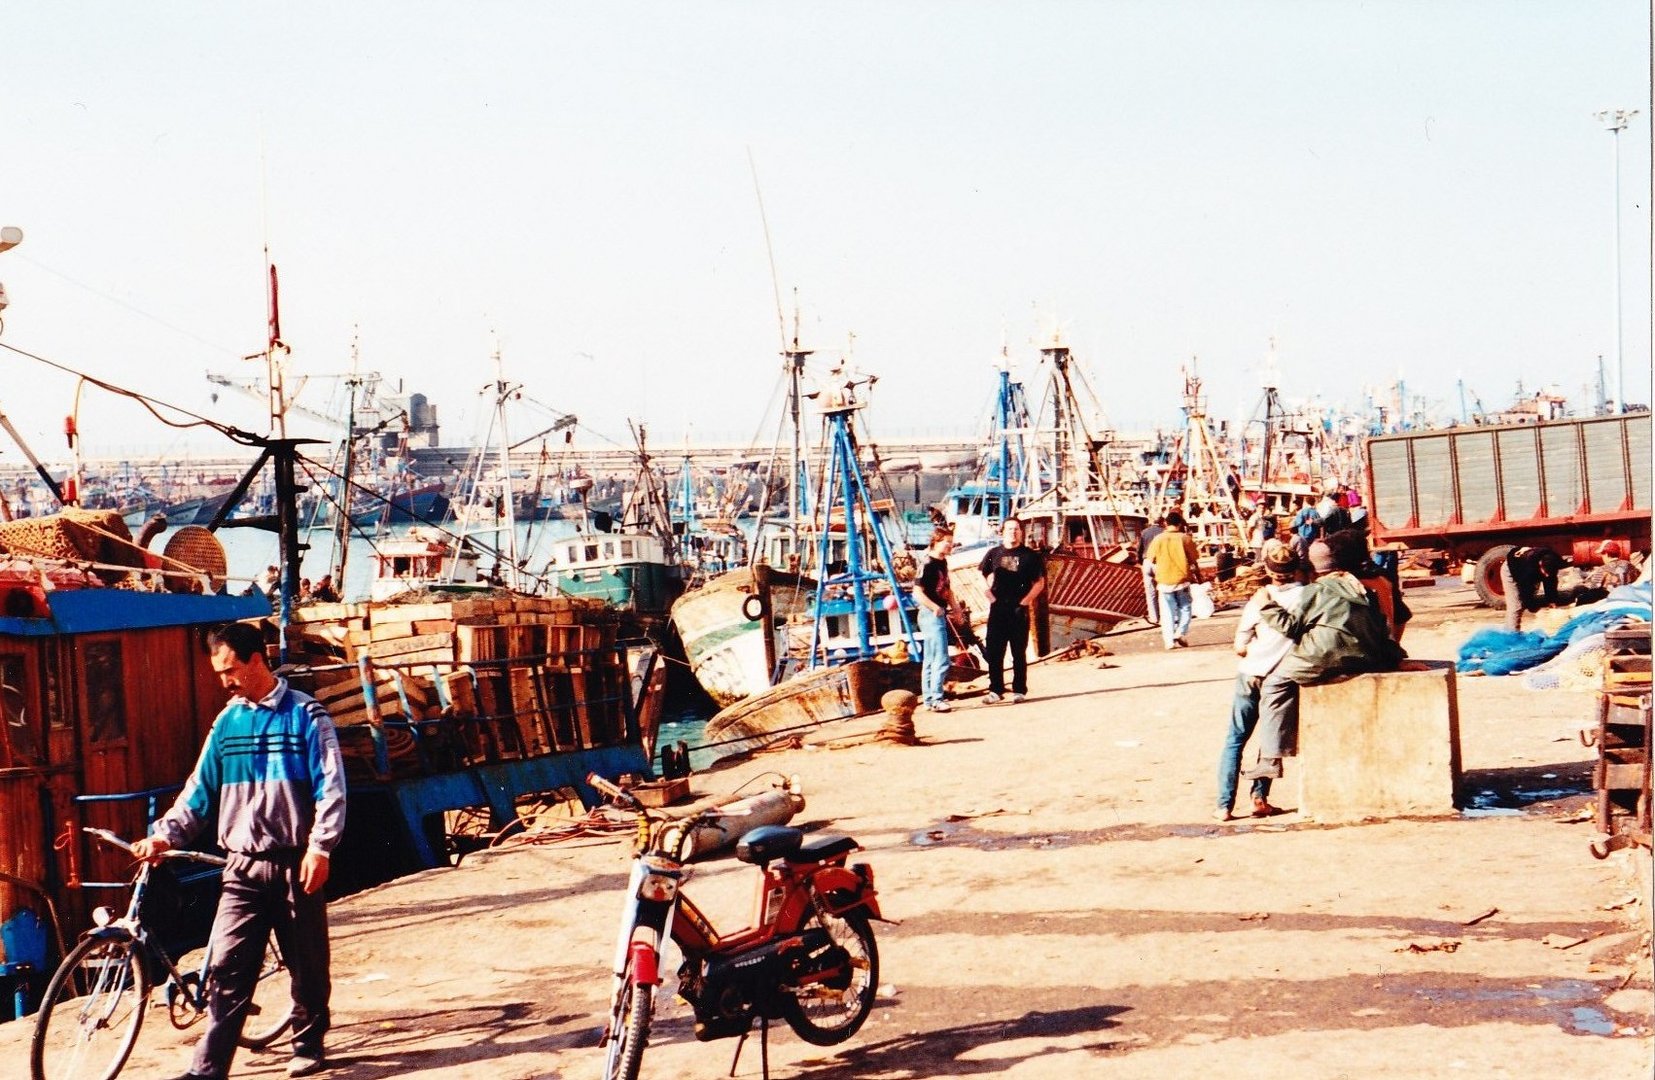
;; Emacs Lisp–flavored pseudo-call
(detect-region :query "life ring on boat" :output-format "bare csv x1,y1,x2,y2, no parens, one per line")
741,593,765,622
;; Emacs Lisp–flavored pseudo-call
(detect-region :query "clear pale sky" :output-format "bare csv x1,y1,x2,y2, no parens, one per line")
0,2,1648,462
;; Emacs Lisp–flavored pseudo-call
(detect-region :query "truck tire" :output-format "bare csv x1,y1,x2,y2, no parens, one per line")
1472,545,1516,609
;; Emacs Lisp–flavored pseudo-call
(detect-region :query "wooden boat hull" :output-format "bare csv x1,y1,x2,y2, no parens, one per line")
670,568,814,708
702,658,920,758
948,543,1146,656
1043,550,1147,644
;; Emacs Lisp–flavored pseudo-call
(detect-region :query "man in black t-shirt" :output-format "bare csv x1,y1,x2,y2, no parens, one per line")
916,528,958,711
978,518,1045,703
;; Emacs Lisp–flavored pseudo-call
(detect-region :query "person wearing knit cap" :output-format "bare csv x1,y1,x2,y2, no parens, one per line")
1576,540,1639,604
1244,531,1405,782
1215,539,1303,820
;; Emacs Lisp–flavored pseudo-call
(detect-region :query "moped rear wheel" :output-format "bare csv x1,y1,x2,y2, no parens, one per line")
603,977,652,1080
30,934,149,1080
781,905,878,1046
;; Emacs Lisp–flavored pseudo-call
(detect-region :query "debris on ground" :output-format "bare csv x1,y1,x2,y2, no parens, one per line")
1395,939,1461,954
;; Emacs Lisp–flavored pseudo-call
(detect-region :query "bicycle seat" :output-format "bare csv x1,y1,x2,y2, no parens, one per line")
737,826,860,866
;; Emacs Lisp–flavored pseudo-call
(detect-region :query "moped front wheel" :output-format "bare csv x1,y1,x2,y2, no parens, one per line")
603,976,653,1080
30,933,150,1080
781,905,879,1046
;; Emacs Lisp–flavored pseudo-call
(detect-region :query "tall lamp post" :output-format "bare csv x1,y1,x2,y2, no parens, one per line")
1594,108,1638,413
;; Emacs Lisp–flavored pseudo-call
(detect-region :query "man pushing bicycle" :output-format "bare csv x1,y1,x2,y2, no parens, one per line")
133,621,347,1079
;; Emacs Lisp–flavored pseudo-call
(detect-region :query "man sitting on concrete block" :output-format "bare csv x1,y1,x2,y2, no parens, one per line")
1245,530,1405,780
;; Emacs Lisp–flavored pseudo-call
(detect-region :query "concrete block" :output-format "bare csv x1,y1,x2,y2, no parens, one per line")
1298,660,1460,822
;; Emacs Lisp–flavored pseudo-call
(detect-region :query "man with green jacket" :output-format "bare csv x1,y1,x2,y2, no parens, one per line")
1244,532,1404,780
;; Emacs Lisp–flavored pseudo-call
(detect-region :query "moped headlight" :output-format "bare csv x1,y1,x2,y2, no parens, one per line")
637,871,678,903
91,906,115,928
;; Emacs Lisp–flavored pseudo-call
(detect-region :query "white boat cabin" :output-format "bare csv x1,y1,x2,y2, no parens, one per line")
550,531,669,574
370,527,482,601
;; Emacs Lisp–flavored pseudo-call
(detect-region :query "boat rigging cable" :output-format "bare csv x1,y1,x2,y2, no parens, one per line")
0,339,263,443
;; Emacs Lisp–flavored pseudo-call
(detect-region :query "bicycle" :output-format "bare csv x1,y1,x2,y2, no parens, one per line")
29,827,294,1080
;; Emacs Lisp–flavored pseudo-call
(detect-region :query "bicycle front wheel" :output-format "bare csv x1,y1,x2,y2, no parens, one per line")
240,938,295,1049
602,978,652,1080
30,934,150,1080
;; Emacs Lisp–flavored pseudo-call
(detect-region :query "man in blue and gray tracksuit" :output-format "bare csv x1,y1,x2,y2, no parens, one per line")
134,621,347,1080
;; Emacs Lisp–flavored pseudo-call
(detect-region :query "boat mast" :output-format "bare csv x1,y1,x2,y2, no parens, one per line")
332,330,361,589
807,375,918,666
491,345,522,591
786,309,811,554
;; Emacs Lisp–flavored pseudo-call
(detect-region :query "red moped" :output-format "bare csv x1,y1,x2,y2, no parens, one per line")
590,773,883,1080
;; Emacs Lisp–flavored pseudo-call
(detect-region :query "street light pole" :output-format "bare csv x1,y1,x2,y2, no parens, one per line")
1594,108,1638,413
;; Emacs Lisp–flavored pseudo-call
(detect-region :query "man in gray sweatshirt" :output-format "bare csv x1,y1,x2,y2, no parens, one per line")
135,621,347,1079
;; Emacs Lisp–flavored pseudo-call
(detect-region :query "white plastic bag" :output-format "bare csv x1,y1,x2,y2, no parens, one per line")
1190,582,1215,620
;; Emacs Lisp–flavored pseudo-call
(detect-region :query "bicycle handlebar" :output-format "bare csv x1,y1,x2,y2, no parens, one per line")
83,827,229,868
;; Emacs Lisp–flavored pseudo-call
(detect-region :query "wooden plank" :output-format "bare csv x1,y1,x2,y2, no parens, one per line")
412,619,458,635
368,619,417,642
366,632,455,660
373,647,455,668
331,705,372,727
374,601,454,624
505,625,532,660
544,667,577,749
441,671,476,718
509,666,549,756
456,625,500,663
290,602,353,624
569,666,594,748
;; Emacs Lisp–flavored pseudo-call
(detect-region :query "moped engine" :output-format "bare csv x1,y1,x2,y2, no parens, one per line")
678,927,843,1041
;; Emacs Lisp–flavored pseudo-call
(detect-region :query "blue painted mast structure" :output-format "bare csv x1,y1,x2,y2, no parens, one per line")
806,385,918,667
987,364,1033,527
943,359,1035,548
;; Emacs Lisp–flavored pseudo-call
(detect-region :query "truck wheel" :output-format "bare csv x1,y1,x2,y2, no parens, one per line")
1472,545,1515,609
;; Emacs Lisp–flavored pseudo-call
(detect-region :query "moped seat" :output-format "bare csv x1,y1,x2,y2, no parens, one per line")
737,826,860,866
793,834,859,863
736,825,801,865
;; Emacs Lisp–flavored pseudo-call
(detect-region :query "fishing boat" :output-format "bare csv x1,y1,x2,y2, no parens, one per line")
368,526,486,601
545,425,685,615
671,345,918,708
941,355,1037,550
0,508,273,1020
939,336,1148,652
699,357,921,752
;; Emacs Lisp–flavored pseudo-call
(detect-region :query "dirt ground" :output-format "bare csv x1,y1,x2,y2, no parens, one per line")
4,577,1651,1079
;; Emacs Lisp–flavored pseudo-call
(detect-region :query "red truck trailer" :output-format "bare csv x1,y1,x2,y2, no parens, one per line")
1363,412,1651,607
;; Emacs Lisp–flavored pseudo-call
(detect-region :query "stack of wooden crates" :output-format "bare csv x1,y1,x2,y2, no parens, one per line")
1587,626,1652,859
282,593,629,783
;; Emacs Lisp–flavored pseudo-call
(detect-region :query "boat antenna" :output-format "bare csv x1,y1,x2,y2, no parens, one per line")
748,146,788,354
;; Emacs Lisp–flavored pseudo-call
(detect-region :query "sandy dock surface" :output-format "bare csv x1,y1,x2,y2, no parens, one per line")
4,578,1650,1079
